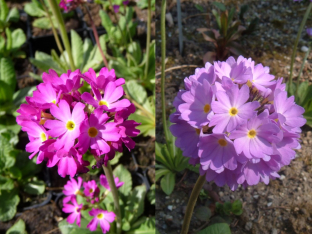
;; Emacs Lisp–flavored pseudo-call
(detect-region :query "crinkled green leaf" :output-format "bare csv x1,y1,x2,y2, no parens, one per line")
30,51,65,74
113,164,132,196
24,0,46,17
160,171,175,195
128,217,155,234
0,0,9,22
71,30,83,68
198,223,231,234
0,57,16,93
125,185,146,224
6,7,19,23
11,29,26,51
23,179,45,195
6,219,27,234
0,189,19,222
0,175,14,190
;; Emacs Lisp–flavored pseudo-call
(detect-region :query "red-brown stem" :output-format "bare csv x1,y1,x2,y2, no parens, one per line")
85,6,109,68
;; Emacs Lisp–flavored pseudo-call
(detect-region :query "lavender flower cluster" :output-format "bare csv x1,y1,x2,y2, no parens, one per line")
62,175,124,233
170,56,306,190
16,68,140,178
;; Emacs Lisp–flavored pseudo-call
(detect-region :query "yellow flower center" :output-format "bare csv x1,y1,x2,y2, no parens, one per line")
89,189,93,193
203,104,211,113
66,120,75,131
195,128,200,135
40,132,47,142
218,139,227,147
88,127,98,138
99,100,108,106
229,107,238,116
51,100,56,104
97,213,104,219
247,129,257,139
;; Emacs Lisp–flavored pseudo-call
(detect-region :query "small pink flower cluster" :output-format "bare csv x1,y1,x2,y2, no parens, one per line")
16,68,140,178
59,0,88,12
62,176,123,233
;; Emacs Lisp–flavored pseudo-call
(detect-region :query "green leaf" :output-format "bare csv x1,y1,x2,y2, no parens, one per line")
0,175,14,190
8,167,22,180
23,180,45,195
125,80,152,113
6,7,19,23
24,0,46,17
113,164,132,196
127,42,142,65
147,184,155,205
6,219,27,234
0,80,13,105
198,223,231,234
0,189,19,222
0,115,21,135
99,10,113,38
195,4,205,12
80,38,93,71
110,152,122,165
33,17,51,29
13,86,36,108
213,2,226,11
30,51,66,74
195,206,212,221
155,168,170,182
125,185,146,223
0,0,9,22
11,29,26,51
239,4,249,22
129,113,155,137
231,200,243,215
128,217,155,234
212,9,221,30
0,57,16,93
160,171,175,195
0,133,15,170
71,30,83,69
15,152,42,178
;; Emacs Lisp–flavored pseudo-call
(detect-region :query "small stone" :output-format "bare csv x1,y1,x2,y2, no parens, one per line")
165,196,170,199
267,202,273,207
303,177,307,181
219,191,224,197
167,205,173,211
272,228,278,234
301,46,309,52
165,13,174,27
245,221,253,231
279,175,285,180
253,195,259,199
176,199,180,203
272,6,278,10
162,224,167,229
294,207,299,212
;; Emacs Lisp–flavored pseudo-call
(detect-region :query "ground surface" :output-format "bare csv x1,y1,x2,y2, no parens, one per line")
155,0,312,233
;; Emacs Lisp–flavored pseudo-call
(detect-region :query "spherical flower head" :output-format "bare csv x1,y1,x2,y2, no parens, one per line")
83,180,100,198
62,196,83,227
87,209,116,233
170,56,306,190
100,175,124,191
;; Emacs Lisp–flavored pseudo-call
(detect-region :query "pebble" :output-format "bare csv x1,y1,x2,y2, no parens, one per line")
279,175,285,180
165,196,170,199
272,6,278,10
253,195,259,199
165,13,174,27
267,202,273,207
219,191,224,197
245,221,253,231
167,205,173,211
301,46,309,52
176,199,180,203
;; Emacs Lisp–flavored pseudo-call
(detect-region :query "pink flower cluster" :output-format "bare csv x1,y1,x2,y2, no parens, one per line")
62,176,123,233
59,0,88,12
16,68,140,178
170,56,306,190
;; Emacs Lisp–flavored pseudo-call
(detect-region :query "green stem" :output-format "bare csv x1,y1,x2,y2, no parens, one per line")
39,0,69,69
161,0,169,142
144,0,151,80
289,2,312,88
296,43,311,97
47,0,75,70
102,161,121,234
85,5,109,68
181,175,206,234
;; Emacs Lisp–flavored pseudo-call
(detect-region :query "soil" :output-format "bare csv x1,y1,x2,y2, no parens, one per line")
155,0,312,234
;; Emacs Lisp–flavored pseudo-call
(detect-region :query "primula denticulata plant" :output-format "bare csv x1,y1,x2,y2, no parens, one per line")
170,56,306,190
16,67,141,233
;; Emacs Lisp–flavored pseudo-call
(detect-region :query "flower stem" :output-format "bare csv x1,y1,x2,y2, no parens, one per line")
181,174,206,234
85,5,109,68
296,43,311,97
144,0,151,80
289,2,312,87
102,161,121,234
47,0,75,71
107,0,126,46
39,0,69,69
161,0,169,142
